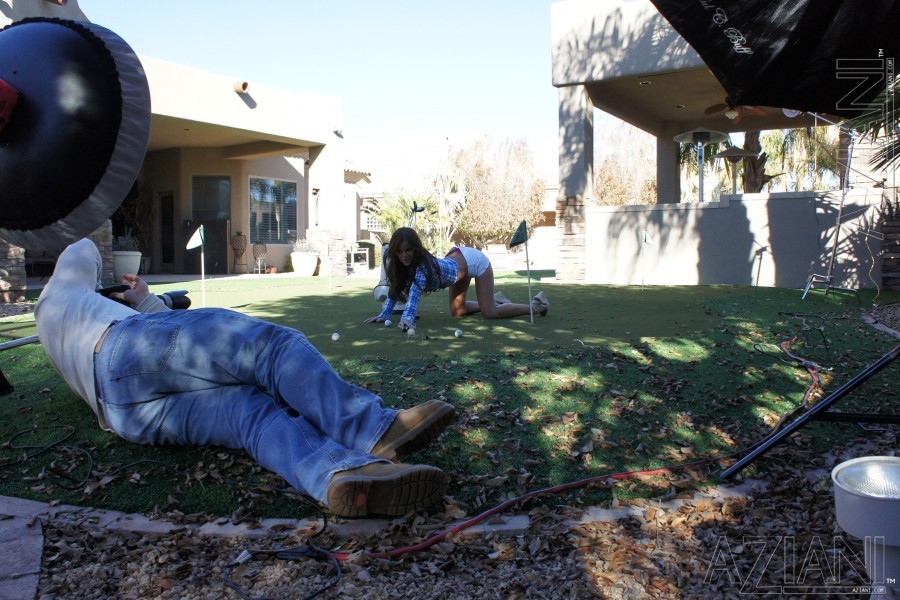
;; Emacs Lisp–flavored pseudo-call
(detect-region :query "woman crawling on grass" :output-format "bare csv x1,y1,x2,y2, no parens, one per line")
364,227,548,331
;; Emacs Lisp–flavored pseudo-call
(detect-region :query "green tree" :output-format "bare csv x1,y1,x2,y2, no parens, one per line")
593,125,657,205
452,137,545,247
850,80,900,172
760,126,840,191
362,191,444,253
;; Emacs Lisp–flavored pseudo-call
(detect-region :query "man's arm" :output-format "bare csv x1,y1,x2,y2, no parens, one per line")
113,273,170,313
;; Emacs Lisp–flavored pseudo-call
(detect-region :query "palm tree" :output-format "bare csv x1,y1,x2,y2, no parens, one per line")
761,125,841,191
850,79,899,172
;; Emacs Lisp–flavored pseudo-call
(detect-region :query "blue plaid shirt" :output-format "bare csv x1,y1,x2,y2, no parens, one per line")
379,255,459,324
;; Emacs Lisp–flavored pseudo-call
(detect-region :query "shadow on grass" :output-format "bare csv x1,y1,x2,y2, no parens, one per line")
2,279,899,522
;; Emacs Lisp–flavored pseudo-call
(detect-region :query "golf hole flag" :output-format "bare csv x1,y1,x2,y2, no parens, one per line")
186,224,206,307
508,220,534,322
186,224,205,249
510,220,529,248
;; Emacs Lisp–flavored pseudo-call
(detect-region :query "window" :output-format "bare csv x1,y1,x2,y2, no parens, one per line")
192,176,231,221
364,215,386,232
249,177,297,245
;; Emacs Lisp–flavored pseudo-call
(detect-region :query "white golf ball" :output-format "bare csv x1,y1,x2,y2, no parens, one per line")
384,319,392,327
454,329,463,338
407,328,416,336
331,332,341,342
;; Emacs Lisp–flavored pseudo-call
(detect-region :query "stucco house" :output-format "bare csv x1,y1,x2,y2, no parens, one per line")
550,0,894,289
1,0,368,295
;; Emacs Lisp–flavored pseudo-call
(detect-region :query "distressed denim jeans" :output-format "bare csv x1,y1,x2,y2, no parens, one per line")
93,308,397,503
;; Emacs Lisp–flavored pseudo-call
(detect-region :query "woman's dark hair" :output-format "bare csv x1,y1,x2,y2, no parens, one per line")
386,227,439,302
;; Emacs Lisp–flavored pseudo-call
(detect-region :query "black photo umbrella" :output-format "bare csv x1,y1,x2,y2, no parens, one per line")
0,17,150,248
649,0,900,119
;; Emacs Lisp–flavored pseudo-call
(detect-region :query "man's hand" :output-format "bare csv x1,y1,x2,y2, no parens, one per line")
110,273,151,306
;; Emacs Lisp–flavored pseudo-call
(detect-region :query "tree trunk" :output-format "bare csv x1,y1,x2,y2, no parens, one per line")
741,130,770,193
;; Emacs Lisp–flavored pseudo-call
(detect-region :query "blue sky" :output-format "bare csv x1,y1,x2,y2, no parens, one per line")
79,0,563,186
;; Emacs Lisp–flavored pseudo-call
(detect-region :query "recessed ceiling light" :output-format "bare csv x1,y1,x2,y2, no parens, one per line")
676,104,685,109
639,80,651,85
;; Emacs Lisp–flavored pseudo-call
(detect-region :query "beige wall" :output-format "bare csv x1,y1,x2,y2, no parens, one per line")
0,0,87,26
141,149,313,274
581,190,883,288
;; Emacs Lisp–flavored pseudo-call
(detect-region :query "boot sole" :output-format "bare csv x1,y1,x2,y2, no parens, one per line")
327,465,448,517
374,402,457,461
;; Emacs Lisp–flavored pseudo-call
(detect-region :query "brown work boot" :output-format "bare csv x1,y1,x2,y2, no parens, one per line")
372,399,456,461
326,462,448,518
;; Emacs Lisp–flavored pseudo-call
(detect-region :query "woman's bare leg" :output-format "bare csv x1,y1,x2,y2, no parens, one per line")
473,266,533,319
448,277,480,316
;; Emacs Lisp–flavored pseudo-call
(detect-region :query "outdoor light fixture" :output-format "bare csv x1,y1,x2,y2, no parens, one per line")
712,146,759,194
674,128,728,202
233,80,250,94
832,456,900,597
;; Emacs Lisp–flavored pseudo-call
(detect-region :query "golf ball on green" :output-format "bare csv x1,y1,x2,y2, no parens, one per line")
454,329,463,338
385,320,392,327
407,328,416,336
331,332,340,341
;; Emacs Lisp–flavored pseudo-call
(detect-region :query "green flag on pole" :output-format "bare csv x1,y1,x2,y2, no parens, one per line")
509,220,528,247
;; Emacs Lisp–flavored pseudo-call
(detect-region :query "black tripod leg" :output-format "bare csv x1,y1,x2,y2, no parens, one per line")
721,344,900,479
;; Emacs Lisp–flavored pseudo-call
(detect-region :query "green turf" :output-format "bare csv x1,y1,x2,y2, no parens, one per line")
2,273,899,520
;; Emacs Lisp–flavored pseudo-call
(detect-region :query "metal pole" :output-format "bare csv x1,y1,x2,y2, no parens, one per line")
697,141,705,202
0,334,40,351
525,238,533,323
721,343,900,478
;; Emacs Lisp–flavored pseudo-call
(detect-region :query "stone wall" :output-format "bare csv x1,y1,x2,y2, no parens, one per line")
306,229,347,277
0,221,114,303
554,195,586,282
90,221,115,284
0,239,26,303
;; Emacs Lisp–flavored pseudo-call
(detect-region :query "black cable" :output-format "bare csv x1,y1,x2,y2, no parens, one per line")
0,425,75,468
221,494,340,600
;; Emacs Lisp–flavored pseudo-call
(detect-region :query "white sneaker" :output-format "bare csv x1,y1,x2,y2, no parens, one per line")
532,291,549,316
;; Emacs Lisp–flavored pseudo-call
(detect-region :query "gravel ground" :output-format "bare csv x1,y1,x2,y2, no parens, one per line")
34,428,898,599
0,301,35,318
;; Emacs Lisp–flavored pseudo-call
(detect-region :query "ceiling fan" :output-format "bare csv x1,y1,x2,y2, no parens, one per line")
704,100,768,124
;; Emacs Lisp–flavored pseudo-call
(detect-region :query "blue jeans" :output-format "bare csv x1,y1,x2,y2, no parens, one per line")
93,308,397,503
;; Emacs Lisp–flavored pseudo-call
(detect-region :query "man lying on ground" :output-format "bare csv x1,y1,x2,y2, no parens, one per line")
35,238,456,517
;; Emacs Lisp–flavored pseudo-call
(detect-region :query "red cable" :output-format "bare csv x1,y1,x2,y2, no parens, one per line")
780,335,822,404
331,455,724,561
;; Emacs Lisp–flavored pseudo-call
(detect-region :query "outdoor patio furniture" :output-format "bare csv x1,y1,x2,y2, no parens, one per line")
252,242,267,274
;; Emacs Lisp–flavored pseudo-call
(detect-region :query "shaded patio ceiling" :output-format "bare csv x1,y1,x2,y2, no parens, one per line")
551,0,828,138
147,114,316,160
585,66,824,136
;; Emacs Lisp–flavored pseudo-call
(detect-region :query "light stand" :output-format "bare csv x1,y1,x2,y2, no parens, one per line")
721,343,900,479
799,112,863,300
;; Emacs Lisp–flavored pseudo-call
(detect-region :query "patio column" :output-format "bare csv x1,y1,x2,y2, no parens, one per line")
656,124,681,204
557,84,593,282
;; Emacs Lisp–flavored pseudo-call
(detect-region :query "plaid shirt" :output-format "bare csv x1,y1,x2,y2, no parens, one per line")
379,255,459,324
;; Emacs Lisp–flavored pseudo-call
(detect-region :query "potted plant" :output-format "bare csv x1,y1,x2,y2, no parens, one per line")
111,229,142,283
290,239,319,276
